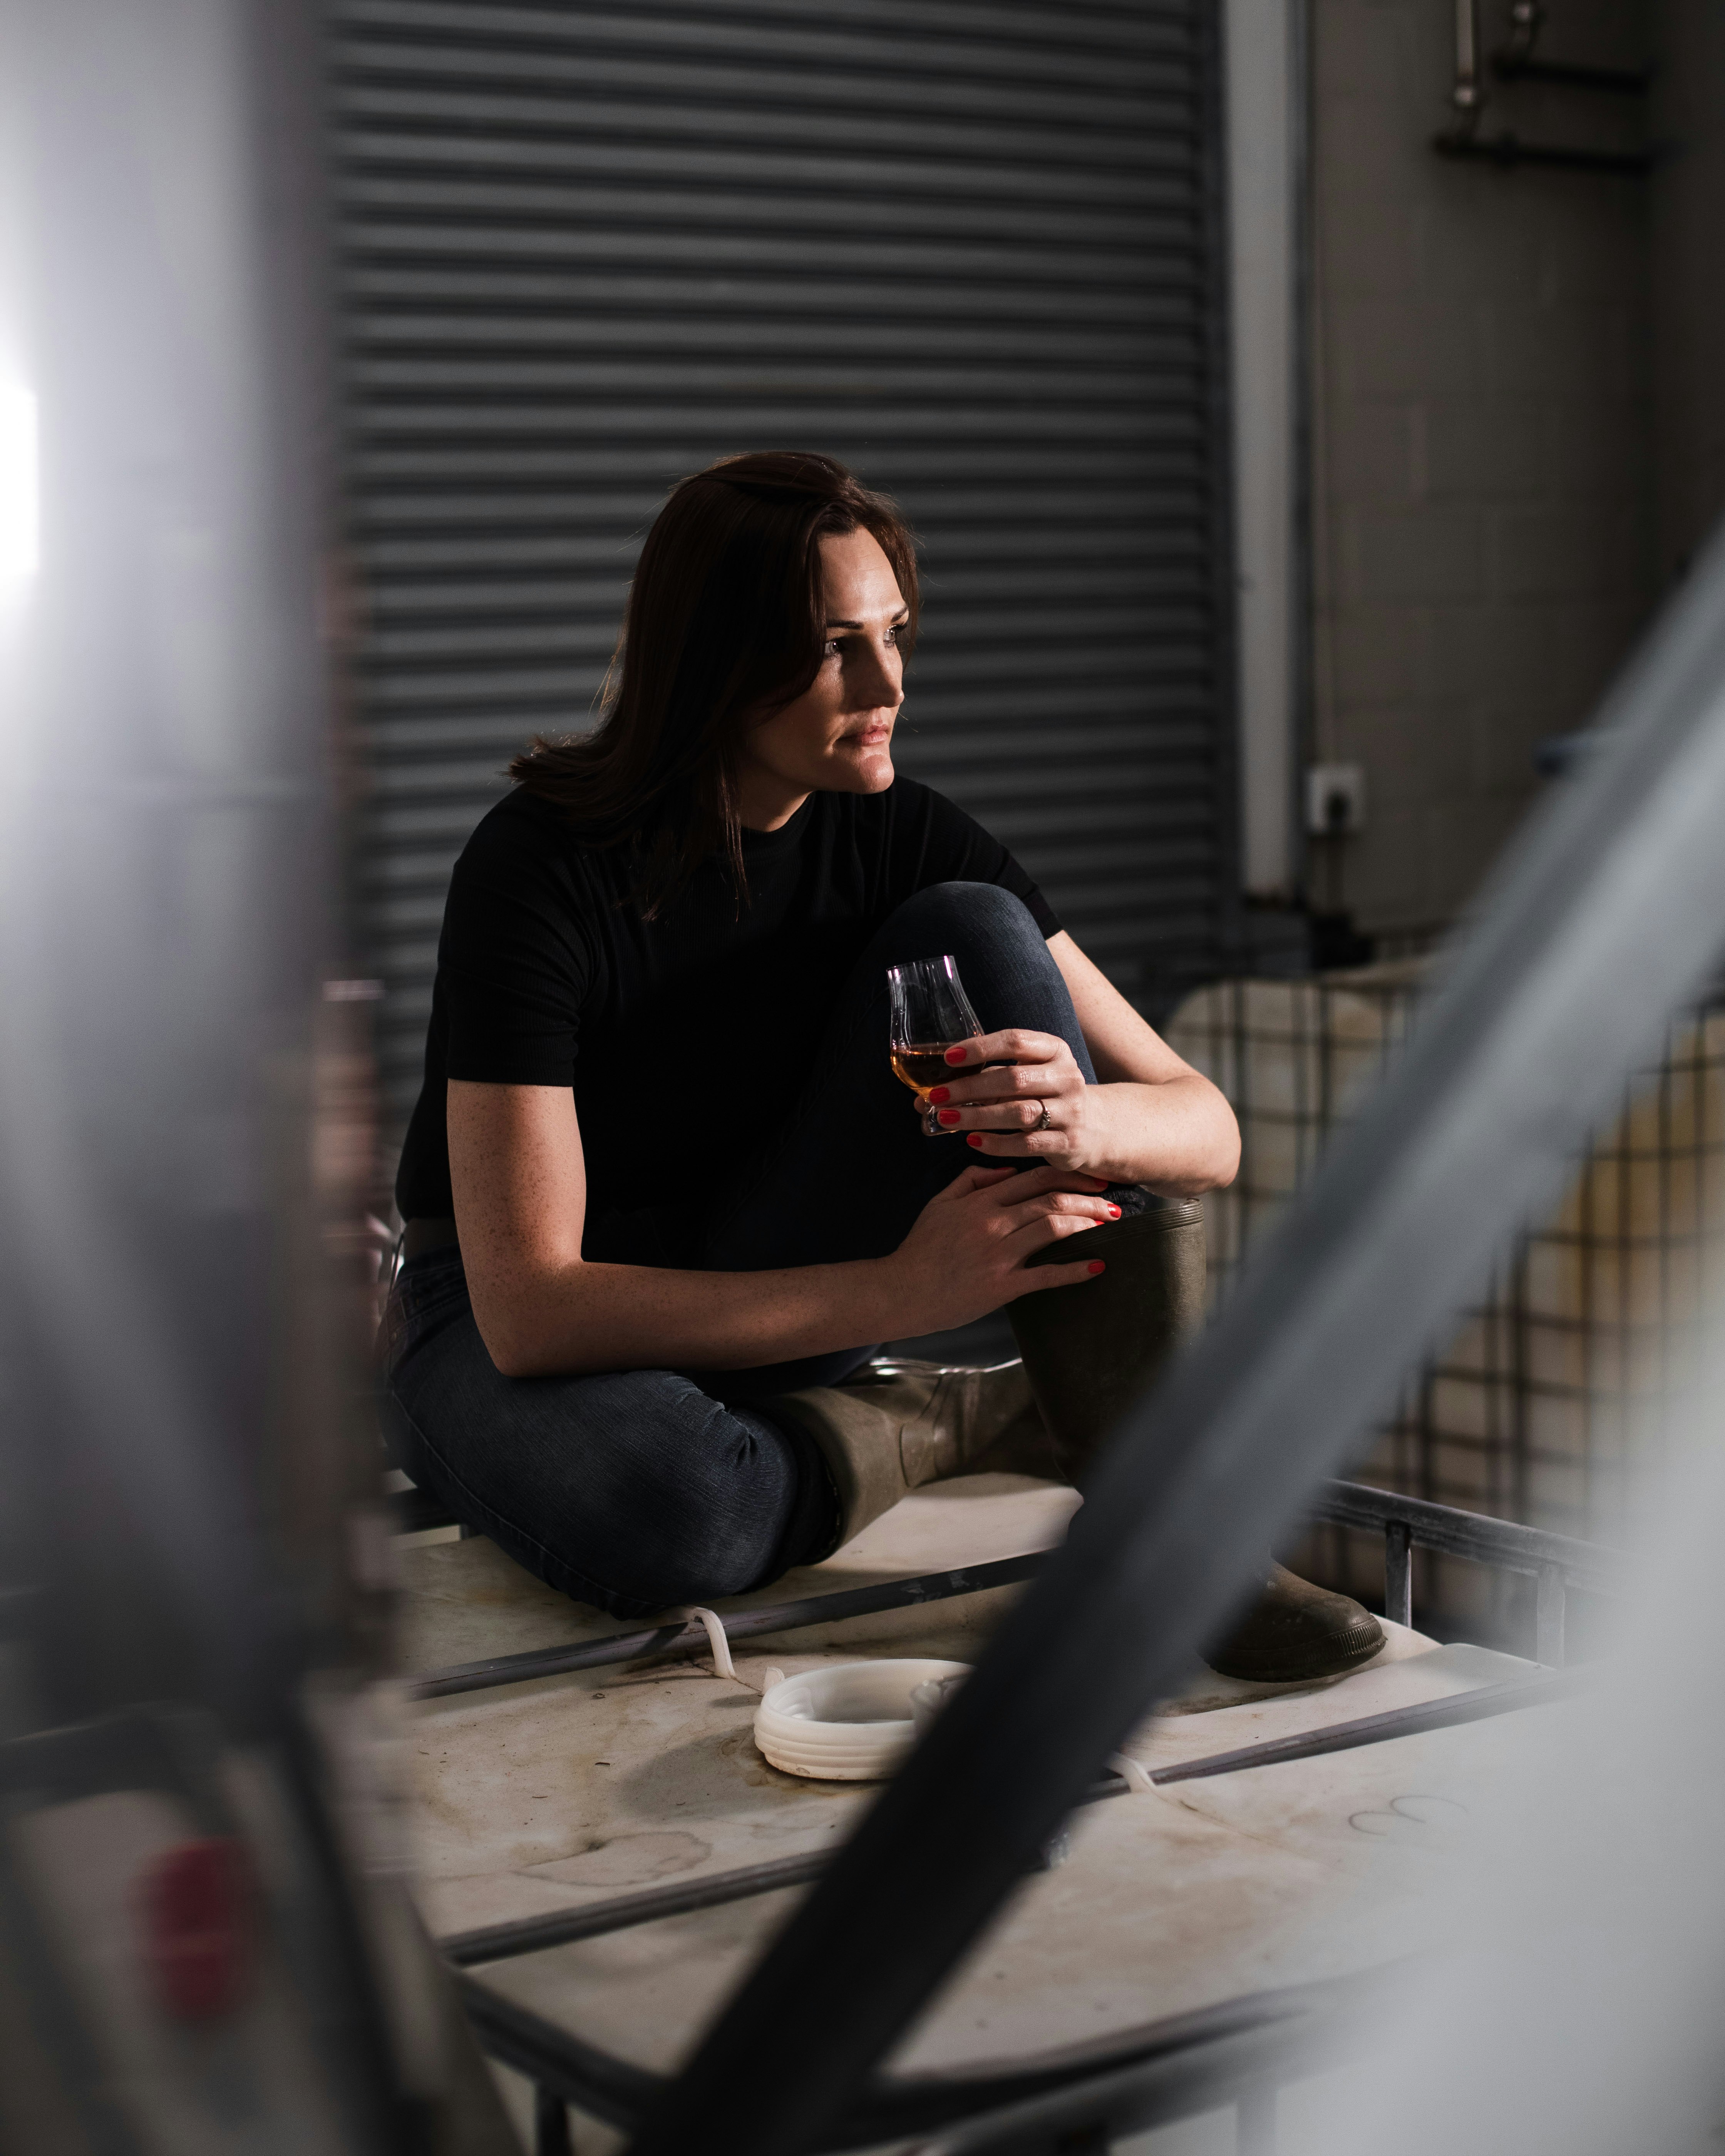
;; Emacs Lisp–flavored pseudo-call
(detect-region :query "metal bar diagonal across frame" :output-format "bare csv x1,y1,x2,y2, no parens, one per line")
407,1552,1045,1700
626,520,1725,2156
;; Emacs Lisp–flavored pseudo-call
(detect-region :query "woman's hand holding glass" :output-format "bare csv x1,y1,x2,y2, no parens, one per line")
918,1028,1105,1175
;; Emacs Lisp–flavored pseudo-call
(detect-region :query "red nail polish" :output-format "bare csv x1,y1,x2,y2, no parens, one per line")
944,1046,967,1065
966,1133,983,1147
1088,1260,1106,1275
1107,1204,1121,1218
928,1086,950,1104
938,1108,961,1125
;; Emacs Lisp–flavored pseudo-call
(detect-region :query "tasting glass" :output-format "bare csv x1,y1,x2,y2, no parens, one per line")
887,954,984,1137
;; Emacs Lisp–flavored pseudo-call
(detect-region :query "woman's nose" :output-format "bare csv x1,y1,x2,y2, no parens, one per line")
852,638,901,709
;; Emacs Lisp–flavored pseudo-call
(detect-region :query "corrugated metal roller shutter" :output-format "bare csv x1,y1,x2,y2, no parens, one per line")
328,0,1239,1138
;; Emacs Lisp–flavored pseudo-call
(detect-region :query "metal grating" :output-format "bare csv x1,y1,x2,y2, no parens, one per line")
1164,966,1725,1642
326,0,1240,1140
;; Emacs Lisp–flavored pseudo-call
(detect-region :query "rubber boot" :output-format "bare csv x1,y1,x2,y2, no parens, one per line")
1007,1201,1207,1485
768,1359,1053,1548
1204,1563,1386,1682
1009,1199,1385,1684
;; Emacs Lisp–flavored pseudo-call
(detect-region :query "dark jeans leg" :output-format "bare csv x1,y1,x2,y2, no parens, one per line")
382,1249,837,1618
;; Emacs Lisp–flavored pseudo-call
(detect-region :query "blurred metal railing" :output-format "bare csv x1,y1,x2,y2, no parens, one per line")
1313,1481,1613,1667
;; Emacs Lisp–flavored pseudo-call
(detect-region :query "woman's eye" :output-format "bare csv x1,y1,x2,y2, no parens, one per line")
823,627,903,658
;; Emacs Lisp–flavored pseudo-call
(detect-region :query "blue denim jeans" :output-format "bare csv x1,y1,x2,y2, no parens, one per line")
382,881,1126,1617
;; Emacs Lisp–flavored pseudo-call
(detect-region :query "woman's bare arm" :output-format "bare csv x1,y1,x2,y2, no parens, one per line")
927,932,1239,1196
446,1079,1112,1378
1052,932,1239,1190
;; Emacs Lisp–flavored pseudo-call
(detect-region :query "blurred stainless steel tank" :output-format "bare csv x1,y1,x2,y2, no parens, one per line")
0,0,350,1726
0,4,512,2146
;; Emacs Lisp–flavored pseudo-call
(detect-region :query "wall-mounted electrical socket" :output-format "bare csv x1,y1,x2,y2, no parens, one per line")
1306,762,1366,837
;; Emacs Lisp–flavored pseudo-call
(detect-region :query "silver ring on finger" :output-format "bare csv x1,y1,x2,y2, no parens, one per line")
1034,1100,1053,1131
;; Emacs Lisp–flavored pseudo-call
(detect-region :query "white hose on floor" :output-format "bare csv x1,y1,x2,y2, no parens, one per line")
681,1606,736,1681
1109,1753,1157,1794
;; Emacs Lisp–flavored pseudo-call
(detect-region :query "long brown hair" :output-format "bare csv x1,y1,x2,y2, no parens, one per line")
509,450,919,915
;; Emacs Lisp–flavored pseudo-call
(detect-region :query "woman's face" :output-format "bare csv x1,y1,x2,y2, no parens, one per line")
735,525,907,827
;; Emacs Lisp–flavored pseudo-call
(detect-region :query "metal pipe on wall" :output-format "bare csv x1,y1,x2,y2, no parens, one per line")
1434,0,1651,170
1225,0,1300,906
1454,0,1486,119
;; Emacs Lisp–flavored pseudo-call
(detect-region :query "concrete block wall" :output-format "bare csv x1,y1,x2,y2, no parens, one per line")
1308,0,1656,939
1650,0,1725,585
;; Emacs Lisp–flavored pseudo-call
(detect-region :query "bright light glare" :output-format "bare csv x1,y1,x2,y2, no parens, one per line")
0,386,39,581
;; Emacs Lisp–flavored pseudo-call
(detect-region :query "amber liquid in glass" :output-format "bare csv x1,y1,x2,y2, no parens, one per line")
887,956,980,1137
891,1043,956,1101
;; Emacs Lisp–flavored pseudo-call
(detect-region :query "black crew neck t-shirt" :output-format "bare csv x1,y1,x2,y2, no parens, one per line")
394,777,1061,1234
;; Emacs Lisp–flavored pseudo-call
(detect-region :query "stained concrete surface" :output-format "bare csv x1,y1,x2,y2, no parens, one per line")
400,1470,1542,2117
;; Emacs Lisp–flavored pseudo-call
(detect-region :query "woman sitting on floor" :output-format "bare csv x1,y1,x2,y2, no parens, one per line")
382,451,1382,1684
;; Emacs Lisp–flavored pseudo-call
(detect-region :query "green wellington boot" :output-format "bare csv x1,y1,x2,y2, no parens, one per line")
768,1358,1057,1548
1009,1199,1385,1684
1008,1201,1208,1485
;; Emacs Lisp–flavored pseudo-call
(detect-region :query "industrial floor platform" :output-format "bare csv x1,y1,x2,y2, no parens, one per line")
397,1474,1553,2145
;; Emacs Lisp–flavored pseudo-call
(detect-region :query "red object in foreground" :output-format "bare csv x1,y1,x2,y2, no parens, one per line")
140,1839,252,2020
